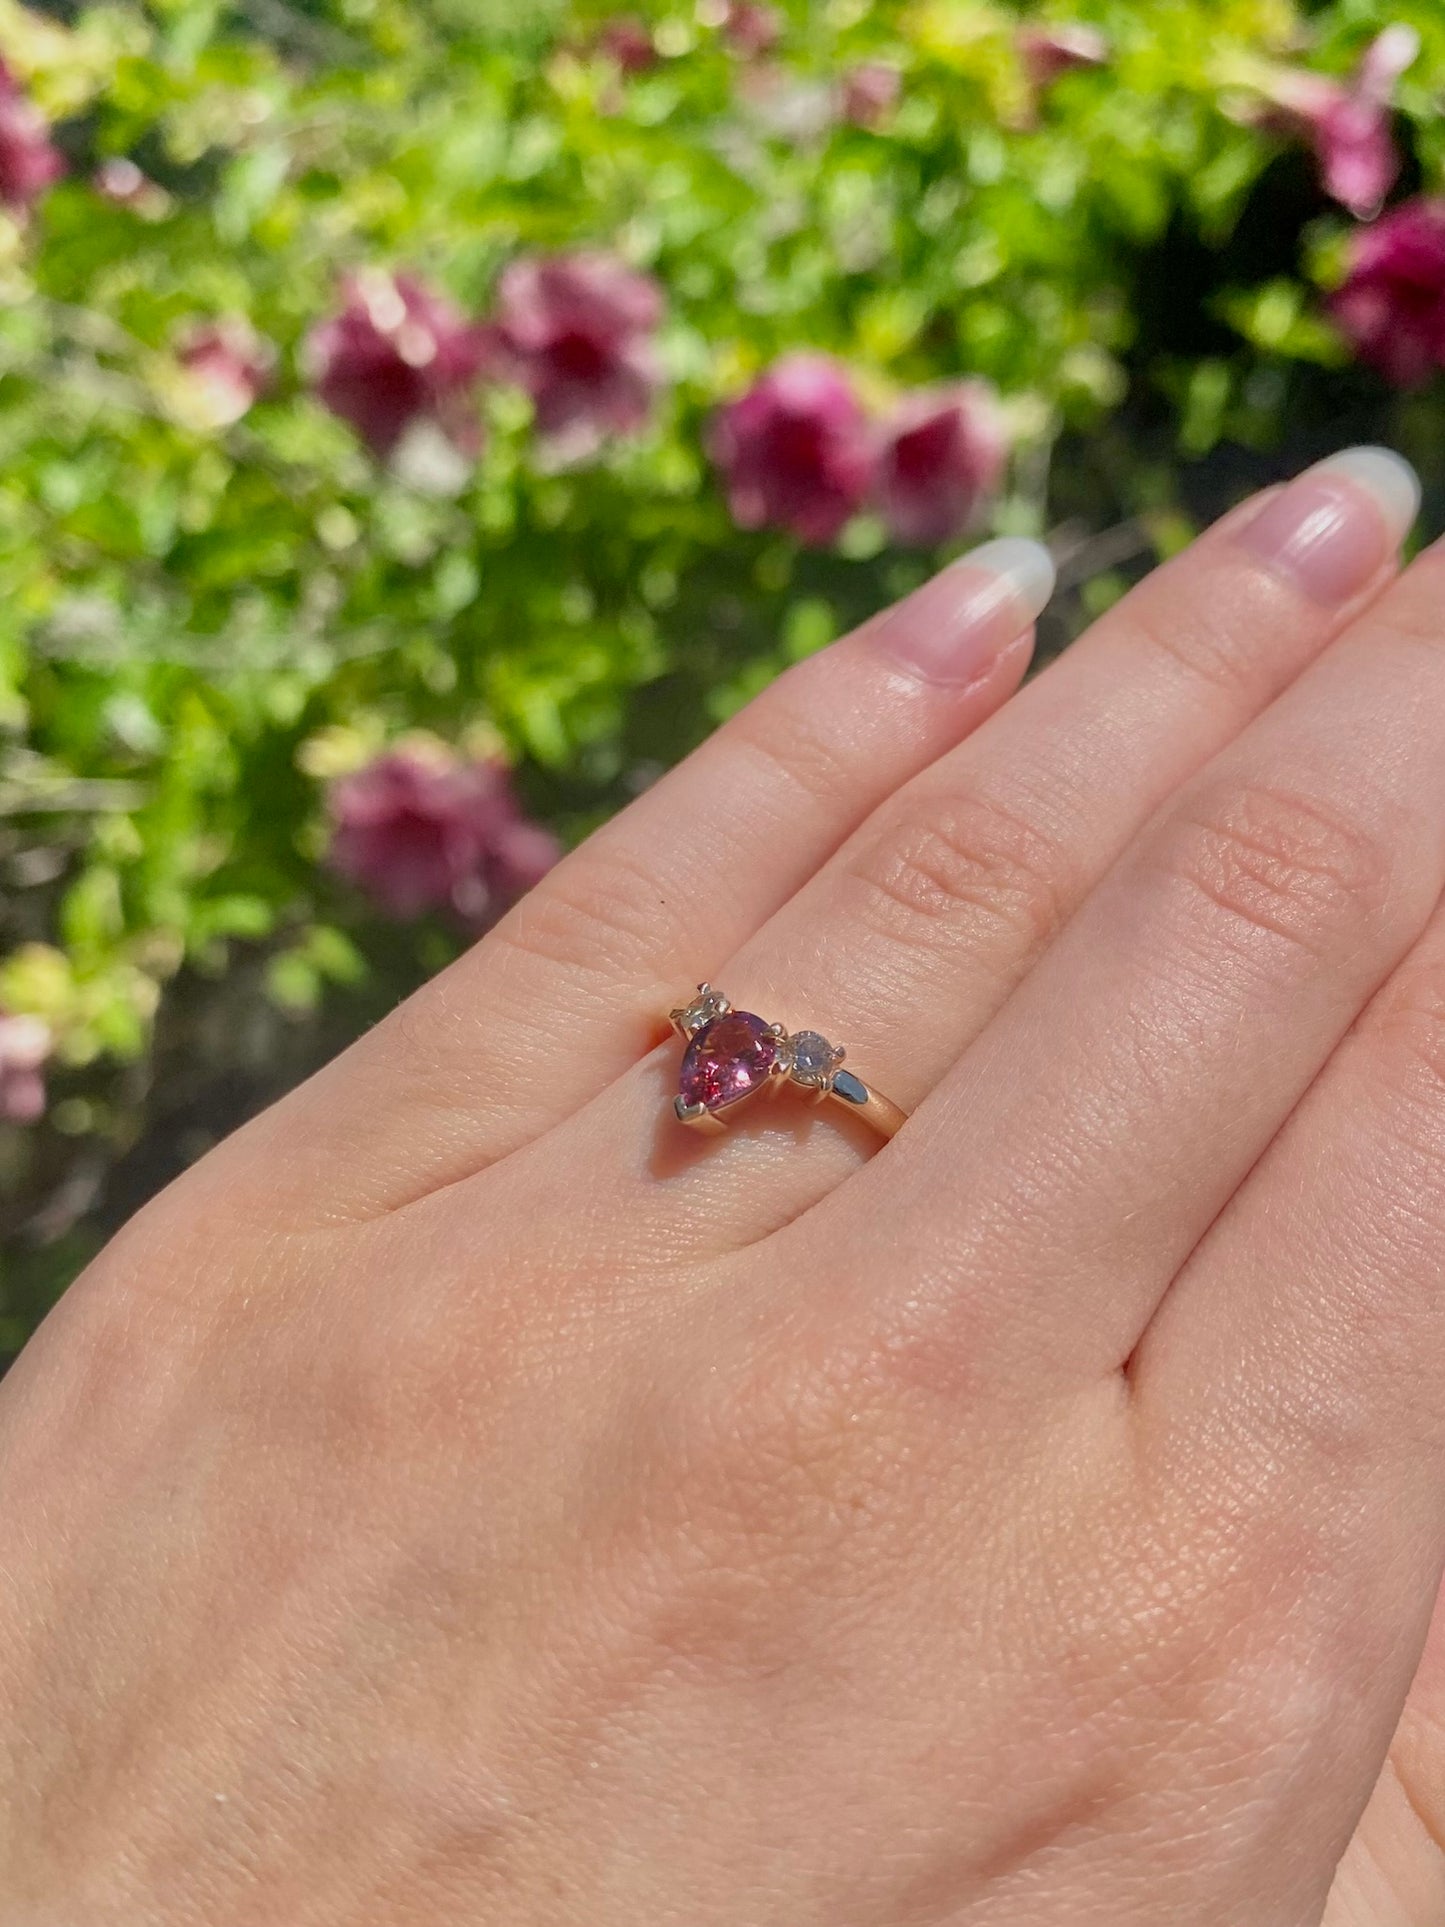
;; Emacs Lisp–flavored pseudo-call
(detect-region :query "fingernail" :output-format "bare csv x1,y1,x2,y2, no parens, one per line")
1239,446,1420,604
876,536,1057,687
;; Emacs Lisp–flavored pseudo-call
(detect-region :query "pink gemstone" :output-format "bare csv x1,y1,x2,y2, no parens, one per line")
679,1011,777,1113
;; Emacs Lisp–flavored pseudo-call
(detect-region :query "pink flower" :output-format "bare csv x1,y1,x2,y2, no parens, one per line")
0,1013,49,1124
839,62,901,129
489,252,664,457
93,157,153,206
1016,23,1109,91
327,747,560,924
0,60,64,214
1251,25,1418,218
719,2,781,58
175,317,274,427
710,354,877,546
596,15,658,74
307,271,493,458
874,383,1008,547
1329,198,1445,387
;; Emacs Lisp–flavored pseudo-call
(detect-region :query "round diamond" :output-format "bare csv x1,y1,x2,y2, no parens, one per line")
789,1030,838,1084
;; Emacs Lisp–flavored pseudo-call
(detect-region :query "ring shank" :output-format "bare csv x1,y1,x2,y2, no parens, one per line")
826,1074,907,1140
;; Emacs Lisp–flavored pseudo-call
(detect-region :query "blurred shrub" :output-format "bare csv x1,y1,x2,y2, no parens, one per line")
1,0,1444,1342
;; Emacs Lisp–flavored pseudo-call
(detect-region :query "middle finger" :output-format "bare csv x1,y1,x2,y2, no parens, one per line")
830,537,1445,1392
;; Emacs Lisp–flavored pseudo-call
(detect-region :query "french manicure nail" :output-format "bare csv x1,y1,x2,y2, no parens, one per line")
877,536,1057,687
1239,445,1420,605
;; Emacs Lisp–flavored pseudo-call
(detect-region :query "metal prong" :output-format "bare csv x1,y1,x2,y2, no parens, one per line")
675,1096,727,1135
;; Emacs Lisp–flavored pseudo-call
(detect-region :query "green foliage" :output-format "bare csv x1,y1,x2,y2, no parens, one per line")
1,0,1443,1331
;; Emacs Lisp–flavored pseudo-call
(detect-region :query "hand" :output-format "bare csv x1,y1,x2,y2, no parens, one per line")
1,447,1442,1926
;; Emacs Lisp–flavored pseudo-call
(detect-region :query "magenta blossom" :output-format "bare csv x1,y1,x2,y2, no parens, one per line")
307,271,492,458
489,252,665,457
1251,24,1419,218
839,62,902,129
596,15,658,73
327,746,560,925
0,60,64,214
710,354,877,546
0,1013,49,1124
1329,198,1445,387
720,2,781,58
176,318,273,427
875,384,1008,547
93,157,154,207
1017,23,1109,91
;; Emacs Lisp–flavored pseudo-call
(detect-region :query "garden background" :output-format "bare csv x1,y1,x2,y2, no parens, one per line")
1,0,1443,1354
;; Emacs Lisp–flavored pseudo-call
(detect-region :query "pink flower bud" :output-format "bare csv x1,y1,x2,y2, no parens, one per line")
1248,26,1418,218
1016,23,1109,91
489,251,665,458
719,2,781,59
0,60,64,215
1329,198,1445,387
839,62,901,129
176,317,274,427
93,157,152,207
596,15,658,74
307,271,493,458
326,747,560,924
874,383,1008,547
710,354,876,546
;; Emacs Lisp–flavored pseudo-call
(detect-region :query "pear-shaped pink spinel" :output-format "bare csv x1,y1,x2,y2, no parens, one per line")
679,1011,777,1113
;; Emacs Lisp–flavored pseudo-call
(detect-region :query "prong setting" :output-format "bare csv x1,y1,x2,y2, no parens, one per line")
670,982,732,1039
785,1029,845,1092
666,991,904,1140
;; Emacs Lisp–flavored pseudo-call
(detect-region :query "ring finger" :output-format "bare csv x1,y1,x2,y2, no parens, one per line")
218,537,1052,1222
511,448,1417,1258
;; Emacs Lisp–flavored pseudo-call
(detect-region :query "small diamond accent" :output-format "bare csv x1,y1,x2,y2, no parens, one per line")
788,1029,841,1087
673,985,730,1035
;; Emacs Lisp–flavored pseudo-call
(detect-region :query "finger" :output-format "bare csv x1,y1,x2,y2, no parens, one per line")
1139,855,1445,1927
716,451,1422,1107
504,448,1418,1263
1134,811,1445,1584
824,537,1445,1391
236,539,1054,1219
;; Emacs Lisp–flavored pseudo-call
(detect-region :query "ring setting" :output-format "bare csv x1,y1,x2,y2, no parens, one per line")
667,986,906,1140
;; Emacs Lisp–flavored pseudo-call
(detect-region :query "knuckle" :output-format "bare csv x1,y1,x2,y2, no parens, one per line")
840,783,1069,962
1160,781,1392,960
487,840,688,987
375,841,690,1093
1126,596,1269,709
726,682,863,820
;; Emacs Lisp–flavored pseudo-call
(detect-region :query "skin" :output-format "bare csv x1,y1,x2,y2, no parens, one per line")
3,463,1445,1923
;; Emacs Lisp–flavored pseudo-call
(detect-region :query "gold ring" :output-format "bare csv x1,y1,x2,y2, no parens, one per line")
667,985,907,1141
